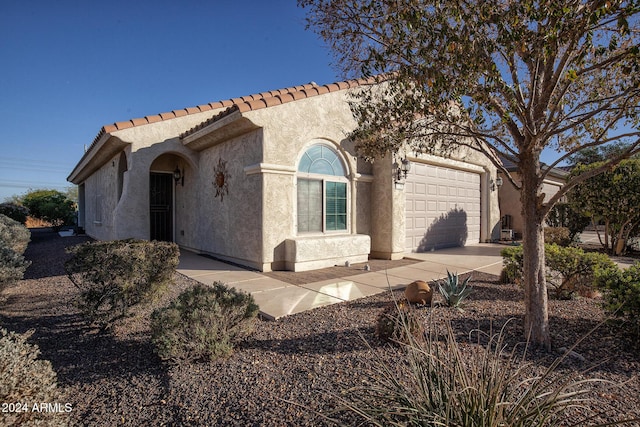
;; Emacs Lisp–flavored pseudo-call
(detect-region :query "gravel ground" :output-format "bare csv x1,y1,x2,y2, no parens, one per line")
1,229,639,426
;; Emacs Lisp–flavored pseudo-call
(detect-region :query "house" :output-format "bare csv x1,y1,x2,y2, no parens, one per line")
498,158,569,240
68,78,501,272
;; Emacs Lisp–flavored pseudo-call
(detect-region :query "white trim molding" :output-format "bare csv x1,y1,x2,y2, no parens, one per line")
244,163,297,176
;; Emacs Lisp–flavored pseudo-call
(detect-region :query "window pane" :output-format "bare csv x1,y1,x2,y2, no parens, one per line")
310,159,335,175
299,144,346,176
325,181,347,231
297,179,322,232
326,181,336,198
298,155,312,173
326,215,337,231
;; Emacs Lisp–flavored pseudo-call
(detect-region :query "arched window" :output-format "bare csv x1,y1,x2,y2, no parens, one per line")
297,144,348,233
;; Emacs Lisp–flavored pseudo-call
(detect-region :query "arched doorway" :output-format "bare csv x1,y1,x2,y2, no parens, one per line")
149,153,187,242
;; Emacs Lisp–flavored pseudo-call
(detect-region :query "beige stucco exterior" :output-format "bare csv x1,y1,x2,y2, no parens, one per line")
498,168,567,239
69,81,502,272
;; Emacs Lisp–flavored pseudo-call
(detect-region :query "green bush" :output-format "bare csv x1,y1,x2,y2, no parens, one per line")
0,203,29,224
65,239,179,327
0,327,67,427
0,247,31,293
500,244,616,299
0,215,31,293
545,244,617,299
0,214,31,255
21,189,76,231
333,318,606,426
376,301,423,345
500,245,523,284
151,283,259,362
544,226,571,246
597,262,640,336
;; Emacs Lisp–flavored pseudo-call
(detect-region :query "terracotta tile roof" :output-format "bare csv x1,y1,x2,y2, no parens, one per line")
84,76,379,161
179,77,377,139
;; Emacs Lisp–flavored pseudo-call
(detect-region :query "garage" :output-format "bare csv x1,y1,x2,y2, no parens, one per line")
405,162,481,252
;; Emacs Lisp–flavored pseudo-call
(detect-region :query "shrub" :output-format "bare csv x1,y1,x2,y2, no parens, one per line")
0,214,31,255
500,244,616,299
65,239,179,327
151,282,259,362
376,301,423,345
0,246,31,293
500,245,523,284
436,270,473,307
0,202,29,224
331,317,607,426
544,226,571,246
0,327,66,427
545,244,617,299
21,189,76,231
597,262,640,336
0,215,31,293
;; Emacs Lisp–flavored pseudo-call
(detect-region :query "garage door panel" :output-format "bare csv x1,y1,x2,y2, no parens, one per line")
405,163,481,252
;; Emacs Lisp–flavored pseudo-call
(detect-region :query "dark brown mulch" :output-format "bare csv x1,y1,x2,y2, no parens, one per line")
1,229,639,426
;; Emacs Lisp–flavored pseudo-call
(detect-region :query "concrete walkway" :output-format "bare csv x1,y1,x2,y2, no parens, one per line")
177,244,505,320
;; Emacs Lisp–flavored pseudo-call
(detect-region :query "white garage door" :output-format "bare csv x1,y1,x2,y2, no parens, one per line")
405,162,481,252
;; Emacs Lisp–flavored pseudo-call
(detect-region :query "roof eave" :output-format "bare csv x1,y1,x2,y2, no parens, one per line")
67,132,129,184
181,108,260,151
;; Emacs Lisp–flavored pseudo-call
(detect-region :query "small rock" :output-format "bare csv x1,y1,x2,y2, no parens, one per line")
558,347,586,362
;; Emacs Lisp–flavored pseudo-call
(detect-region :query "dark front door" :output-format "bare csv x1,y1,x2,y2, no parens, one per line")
150,172,173,241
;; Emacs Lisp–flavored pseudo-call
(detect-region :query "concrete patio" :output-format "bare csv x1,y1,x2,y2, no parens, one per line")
177,244,505,320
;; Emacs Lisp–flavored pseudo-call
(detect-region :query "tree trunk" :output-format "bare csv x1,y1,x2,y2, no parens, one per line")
520,157,551,350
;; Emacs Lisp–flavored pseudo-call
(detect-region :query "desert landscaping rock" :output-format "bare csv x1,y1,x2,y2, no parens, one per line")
1,229,639,426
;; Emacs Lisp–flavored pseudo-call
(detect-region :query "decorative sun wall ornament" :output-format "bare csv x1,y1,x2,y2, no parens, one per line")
213,158,229,201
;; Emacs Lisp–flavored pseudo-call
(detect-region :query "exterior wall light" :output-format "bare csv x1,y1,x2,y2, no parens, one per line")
174,166,184,186
491,176,503,191
395,157,412,182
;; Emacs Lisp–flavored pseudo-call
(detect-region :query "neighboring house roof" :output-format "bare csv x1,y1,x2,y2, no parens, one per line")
500,157,569,180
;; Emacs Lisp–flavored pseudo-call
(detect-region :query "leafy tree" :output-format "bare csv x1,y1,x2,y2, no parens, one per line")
0,202,29,224
21,189,76,230
569,159,640,254
568,142,638,166
300,0,640,348
545,202,591,241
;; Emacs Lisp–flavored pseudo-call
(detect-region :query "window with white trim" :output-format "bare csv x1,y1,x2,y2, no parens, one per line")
297,144,348,233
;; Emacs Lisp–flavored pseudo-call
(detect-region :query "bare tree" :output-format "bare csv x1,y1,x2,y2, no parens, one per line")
300,0,640,348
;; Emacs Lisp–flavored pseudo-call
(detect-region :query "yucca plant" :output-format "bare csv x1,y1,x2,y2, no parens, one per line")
323,313,624,427
437,270,473,308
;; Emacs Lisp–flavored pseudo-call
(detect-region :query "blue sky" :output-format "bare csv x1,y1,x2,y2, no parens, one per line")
0,1,575,203
0,0,338,201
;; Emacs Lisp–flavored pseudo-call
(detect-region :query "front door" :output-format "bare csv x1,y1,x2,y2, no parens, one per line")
150,172,173,241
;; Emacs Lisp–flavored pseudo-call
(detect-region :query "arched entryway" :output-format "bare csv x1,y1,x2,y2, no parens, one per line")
149,153,191,242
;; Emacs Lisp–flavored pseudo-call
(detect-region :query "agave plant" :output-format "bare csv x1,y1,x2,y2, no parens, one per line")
437,270,472,308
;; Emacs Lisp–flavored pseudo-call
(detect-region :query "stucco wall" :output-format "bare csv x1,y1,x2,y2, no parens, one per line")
192,130,264,268
241,90,375,270
498,171,565,238
82,151,124,240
